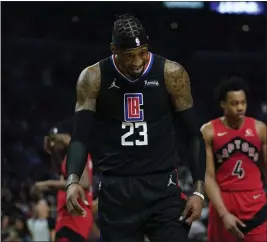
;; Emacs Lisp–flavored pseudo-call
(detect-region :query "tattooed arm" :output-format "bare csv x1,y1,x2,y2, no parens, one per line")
75,63,100,112
66,63,101,181
165,60,206,193
164,60,193,111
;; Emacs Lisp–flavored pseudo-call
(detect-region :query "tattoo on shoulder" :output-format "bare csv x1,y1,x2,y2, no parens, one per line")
76,63,101,112
164,59,193,111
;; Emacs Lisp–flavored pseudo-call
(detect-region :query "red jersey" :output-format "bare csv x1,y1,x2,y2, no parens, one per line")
55,155,93,238
211,117,263,191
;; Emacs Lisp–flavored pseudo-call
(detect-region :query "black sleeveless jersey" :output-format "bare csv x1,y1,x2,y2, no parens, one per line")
91,53,178,175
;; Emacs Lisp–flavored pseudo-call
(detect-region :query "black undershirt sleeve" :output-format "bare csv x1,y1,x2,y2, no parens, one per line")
175,107,206,183
66,110,95,178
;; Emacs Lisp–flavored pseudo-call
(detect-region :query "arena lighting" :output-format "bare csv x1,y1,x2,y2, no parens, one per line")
71,16,79,23
163,2,204,9
171,22,178,29
210,2,265,15
242,25,250,32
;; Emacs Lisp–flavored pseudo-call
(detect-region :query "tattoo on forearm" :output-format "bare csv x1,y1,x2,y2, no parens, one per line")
164,59,193,111
76,63,101,112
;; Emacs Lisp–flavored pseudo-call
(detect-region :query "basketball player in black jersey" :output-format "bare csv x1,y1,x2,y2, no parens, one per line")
65,14,206,242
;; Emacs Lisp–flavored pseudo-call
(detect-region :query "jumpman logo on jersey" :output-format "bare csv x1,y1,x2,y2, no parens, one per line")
108,78,120,89
167,175,176,187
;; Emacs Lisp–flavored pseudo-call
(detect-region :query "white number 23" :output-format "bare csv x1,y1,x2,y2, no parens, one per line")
121,122,148,146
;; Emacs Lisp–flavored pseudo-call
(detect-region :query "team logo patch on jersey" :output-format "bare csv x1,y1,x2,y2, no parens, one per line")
245,128,254,137
124,93,144,122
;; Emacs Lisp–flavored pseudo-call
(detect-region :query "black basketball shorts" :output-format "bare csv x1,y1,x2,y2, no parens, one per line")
98,169,190,242
55,227,87,242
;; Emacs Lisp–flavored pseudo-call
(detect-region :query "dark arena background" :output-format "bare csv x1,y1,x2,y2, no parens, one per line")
1,1,267,242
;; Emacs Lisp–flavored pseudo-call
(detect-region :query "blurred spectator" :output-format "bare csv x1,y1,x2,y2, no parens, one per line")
14,216,32,242
27,199,55,241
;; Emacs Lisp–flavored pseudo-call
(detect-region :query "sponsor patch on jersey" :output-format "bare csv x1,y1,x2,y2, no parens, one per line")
144,80,159,88
124,93,144,122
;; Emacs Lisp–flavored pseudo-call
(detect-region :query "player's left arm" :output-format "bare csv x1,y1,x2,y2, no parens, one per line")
165,60,206,195
33,168,90,192
256,120,267,182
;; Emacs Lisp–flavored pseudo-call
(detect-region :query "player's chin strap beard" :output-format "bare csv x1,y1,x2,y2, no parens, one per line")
129,66,145,79
115,55,145,80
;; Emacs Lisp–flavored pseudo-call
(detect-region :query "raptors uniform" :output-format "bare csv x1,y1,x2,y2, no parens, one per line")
92,53,189,241
208,117,267,242
55,155,93,242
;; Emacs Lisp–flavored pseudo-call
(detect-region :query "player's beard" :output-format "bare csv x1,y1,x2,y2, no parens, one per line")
129,67,144,78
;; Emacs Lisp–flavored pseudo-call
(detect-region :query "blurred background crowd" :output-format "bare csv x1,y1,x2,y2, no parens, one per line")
2,1,267,241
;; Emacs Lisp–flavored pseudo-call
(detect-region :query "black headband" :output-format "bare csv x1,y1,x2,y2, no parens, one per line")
112,30,149,49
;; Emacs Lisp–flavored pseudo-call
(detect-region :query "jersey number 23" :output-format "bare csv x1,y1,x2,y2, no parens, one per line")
121,122,148,146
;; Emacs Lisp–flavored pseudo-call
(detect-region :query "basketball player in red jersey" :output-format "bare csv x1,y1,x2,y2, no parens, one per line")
201,77,267,242
33,125,98,242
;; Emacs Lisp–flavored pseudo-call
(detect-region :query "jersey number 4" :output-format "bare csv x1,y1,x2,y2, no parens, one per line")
232,160,245,179
121,122,148,146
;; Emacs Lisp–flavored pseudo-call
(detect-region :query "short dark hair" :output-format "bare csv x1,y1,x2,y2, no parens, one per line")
113,14,145,39
48,118,74,135
215,77,249,102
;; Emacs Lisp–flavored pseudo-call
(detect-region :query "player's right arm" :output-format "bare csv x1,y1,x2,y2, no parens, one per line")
65,63,101,215
201,122,246,239
201,122,228,217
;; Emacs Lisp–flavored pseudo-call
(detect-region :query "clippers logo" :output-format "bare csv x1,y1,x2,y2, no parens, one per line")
124,93,144,122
